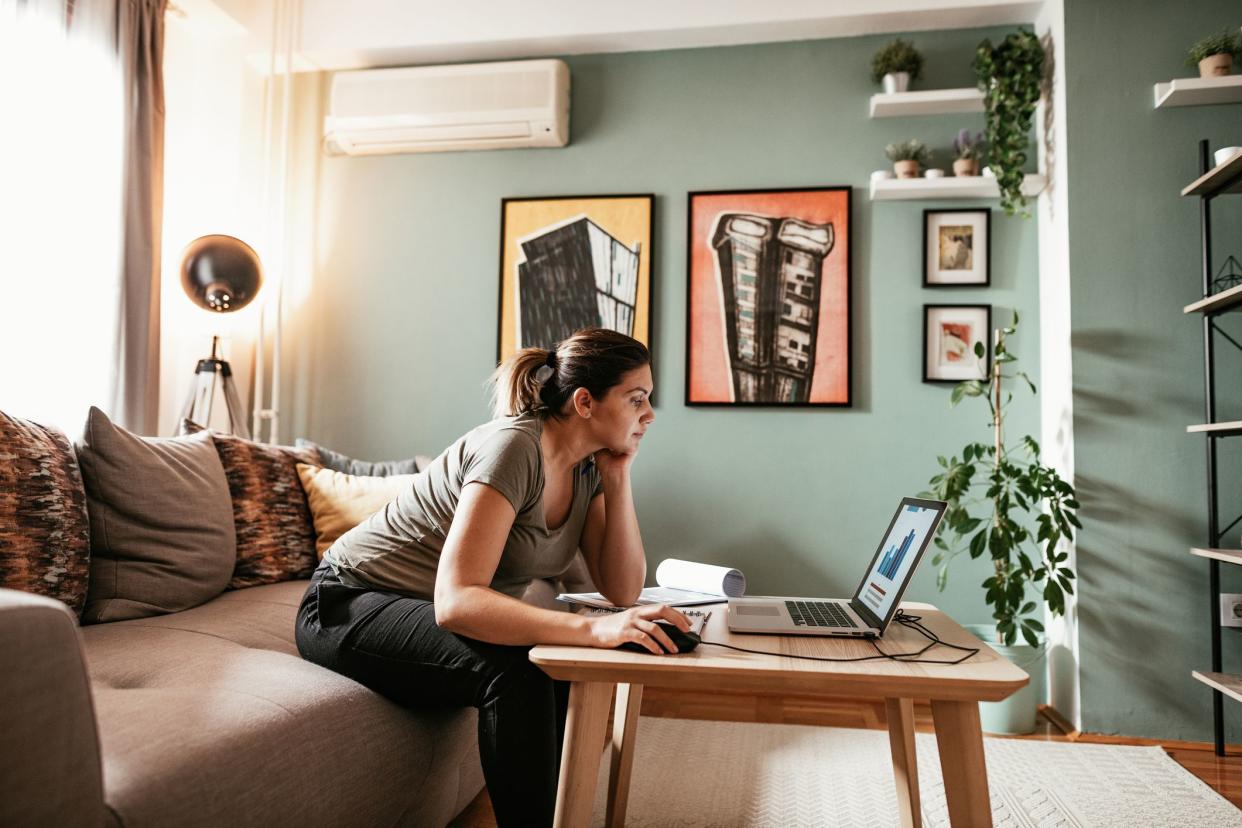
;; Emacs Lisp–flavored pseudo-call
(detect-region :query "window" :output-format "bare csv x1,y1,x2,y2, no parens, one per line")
0,3,125,431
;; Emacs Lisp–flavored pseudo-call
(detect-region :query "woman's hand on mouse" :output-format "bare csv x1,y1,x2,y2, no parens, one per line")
588,604,691,654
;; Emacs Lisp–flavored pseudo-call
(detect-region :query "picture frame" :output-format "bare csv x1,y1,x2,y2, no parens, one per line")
497,193,655,363
685,186,852,407
923,304,992,384
923,208,990,287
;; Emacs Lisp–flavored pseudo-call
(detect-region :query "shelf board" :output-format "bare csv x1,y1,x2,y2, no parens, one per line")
1154,76,1242,109
1187,421,1242,436
1190,547,1242,565
1181,151,1242,198
1193,671,1242,704
869,174,1045,201
869,87,984,118
1184,283,1242,315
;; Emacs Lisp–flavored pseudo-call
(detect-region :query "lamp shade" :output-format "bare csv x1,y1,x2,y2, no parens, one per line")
180,234,263,313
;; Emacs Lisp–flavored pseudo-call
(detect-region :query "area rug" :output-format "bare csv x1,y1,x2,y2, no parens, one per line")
589,718,1242,827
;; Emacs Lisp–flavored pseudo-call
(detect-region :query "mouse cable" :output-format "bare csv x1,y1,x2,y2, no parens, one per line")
697,610,980,665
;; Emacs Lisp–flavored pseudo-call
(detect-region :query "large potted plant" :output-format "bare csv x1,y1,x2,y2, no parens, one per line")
1186,30,1242,78
974,30,1044,217
923,312,1080,734
872,38,924,94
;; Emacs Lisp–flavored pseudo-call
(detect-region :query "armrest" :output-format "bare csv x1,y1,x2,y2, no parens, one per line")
0,589,104,827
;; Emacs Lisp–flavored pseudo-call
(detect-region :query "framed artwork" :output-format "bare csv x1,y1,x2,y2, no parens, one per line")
497,194,654,362
686,186,851,406
923,304,992,384
923,208,990,287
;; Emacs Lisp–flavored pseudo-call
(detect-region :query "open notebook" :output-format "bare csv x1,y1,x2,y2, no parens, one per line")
558,559,745,609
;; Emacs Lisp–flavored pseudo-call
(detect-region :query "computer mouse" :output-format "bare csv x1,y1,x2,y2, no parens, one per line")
616,621,701,654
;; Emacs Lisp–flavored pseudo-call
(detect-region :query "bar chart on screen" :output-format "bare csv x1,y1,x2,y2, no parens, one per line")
877,529,916,580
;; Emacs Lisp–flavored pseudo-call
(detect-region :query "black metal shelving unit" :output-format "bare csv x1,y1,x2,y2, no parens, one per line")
1184,138,1242,756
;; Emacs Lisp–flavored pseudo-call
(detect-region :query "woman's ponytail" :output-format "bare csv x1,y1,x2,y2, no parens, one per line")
490,328,650,419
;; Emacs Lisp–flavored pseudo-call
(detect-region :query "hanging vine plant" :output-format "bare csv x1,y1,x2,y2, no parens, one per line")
973,30,1044,217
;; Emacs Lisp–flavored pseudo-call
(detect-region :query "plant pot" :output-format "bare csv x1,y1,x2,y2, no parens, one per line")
952,158,979,177
965,624,1046,735
882,72,910,94
893,160,920,179
1199,54,1233,78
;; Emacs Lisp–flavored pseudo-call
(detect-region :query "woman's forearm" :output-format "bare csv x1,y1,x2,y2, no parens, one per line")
436,584,594,645
594,470,647,606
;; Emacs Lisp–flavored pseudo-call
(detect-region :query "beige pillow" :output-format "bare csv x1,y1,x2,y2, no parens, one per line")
296,464,416,558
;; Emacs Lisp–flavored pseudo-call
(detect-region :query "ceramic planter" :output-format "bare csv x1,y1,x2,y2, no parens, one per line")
893,160,920,179
882,72,910,94
1199,53,1233,77
953,158,979,177
965,624,1046,734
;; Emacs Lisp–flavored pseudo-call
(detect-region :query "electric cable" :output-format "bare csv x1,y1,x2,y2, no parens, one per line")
699,610,981,665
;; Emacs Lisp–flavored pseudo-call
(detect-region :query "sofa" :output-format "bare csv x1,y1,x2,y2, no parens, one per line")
0,407,593,828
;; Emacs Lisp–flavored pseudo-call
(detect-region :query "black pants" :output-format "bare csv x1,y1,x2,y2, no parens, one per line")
295,562,570,827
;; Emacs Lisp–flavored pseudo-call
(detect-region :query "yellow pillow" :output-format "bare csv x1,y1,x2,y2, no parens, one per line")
296,463,416,558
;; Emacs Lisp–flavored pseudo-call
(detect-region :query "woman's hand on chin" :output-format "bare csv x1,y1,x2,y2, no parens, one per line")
593,447,636,477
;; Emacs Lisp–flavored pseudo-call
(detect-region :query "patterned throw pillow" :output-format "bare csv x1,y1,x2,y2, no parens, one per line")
0,410,91,615
181,421,320,588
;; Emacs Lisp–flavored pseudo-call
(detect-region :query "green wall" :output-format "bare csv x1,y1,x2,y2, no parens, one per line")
292,31,1040,658
1065,0,1242,739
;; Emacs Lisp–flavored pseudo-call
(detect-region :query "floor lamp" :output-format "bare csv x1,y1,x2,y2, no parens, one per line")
179,234,263,436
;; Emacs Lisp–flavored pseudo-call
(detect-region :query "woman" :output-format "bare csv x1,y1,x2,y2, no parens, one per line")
295,327,689,827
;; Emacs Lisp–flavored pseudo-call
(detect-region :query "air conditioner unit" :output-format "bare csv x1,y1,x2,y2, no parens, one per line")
324,59,570,156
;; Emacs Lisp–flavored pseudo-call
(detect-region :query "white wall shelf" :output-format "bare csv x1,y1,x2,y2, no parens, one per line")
1193,671,1242,705
869,174,1045,201
1184,283,1242,315
1190,547,1242,566
1154,76,1242,109
869,87,984,118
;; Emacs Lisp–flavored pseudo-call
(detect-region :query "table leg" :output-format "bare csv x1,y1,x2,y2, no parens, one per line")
885,697,921,828
606,683,644,828
554,680,614,828
930,699,992,827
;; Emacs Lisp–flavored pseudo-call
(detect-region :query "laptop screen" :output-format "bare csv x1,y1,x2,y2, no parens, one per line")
852,498,946,629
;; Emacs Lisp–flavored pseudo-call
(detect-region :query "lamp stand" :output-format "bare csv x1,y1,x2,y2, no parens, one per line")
181,336,250,438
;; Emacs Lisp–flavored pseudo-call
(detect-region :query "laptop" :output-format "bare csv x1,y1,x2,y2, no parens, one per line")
727,497,947,638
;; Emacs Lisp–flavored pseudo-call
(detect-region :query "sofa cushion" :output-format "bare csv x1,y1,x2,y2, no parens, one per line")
181,422,320,589
295,438,423,477
81,581,484,828
77,407,235,623
0,410,91,615
296,463,416,559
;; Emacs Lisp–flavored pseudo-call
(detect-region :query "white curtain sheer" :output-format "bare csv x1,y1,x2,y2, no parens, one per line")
0,0,164,435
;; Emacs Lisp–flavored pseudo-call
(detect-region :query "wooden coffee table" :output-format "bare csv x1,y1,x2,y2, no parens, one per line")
530,602,1028,828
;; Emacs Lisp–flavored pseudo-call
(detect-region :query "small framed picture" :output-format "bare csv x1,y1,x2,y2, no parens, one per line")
923,208,990,287
923,304,991,384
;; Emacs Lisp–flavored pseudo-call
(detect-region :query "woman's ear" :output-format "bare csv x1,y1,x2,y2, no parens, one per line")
571,387,593,419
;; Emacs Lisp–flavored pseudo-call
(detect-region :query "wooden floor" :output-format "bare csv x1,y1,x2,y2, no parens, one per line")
448,688,1242,827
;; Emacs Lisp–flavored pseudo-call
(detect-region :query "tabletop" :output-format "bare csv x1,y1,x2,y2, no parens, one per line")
530,602,1029,702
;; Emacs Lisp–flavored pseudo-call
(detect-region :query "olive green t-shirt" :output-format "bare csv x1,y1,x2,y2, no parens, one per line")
323,413,602,600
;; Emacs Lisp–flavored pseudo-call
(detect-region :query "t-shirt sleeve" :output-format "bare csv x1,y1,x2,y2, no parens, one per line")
588,459,604,500
460,429,541,515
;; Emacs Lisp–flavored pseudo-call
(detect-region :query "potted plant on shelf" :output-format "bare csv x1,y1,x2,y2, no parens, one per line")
952,129,985,177
974,30,1044,217
871,38,924,94
885,140,929,179
1186,29,1242,78
922,312,1080,734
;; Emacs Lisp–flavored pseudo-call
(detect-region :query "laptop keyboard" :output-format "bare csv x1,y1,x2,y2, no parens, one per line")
786,600,856,628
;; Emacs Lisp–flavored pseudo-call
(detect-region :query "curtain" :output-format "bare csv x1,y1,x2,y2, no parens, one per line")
111,0,166,435
0,0,165,434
